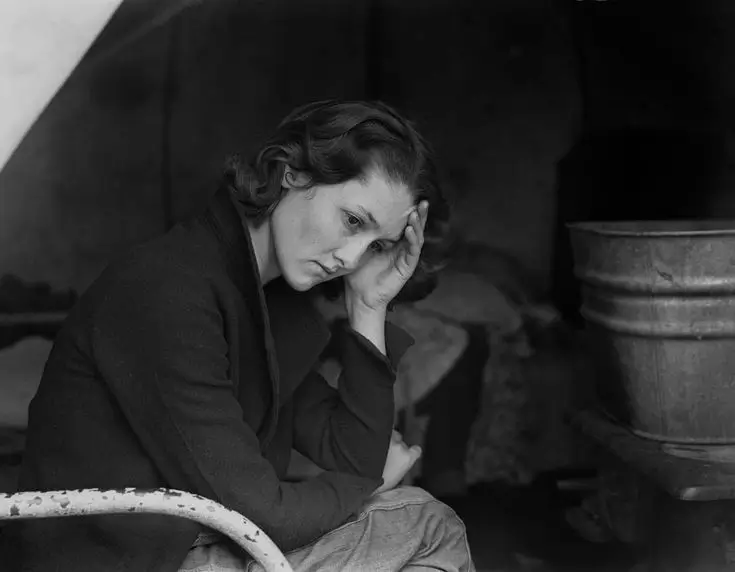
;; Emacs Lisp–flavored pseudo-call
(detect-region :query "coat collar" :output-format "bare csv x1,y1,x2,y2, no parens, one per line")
202,188,331,441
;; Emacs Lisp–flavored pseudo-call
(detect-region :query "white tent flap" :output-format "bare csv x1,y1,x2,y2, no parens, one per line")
0,0,123,171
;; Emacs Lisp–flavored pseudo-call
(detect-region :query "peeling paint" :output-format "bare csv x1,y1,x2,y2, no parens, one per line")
0,488,293,572
53,497,71,509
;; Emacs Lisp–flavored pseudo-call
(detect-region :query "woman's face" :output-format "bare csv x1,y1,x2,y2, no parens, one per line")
270,169,414,291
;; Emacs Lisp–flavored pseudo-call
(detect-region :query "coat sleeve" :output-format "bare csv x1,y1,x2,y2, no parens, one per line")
90,270,380,552
291,319,415,478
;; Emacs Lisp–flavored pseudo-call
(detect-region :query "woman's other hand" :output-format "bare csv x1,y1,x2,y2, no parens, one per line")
375,430,422,495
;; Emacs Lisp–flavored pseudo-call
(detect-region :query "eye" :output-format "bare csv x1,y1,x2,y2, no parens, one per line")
344,212,363,229
370,241,387,253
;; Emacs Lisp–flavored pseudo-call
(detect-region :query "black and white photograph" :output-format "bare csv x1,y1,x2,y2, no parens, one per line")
2,1,735,570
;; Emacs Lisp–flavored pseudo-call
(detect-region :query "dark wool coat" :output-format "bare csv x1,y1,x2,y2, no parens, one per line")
1,188,413,571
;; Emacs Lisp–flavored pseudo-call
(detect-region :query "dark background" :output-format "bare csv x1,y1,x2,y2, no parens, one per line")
2,0,735,318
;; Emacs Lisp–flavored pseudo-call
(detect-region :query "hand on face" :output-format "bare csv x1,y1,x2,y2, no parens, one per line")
344,200,428,312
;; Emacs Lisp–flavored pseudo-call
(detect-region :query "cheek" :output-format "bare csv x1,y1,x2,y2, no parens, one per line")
294,214,312,245
305,210,344,252
285,201,319,249
280,197,343,256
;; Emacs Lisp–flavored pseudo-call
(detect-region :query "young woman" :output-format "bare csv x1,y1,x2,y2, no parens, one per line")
3,100,475,571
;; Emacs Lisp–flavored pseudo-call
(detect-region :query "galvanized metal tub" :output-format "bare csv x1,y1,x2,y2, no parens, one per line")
568,220,735,444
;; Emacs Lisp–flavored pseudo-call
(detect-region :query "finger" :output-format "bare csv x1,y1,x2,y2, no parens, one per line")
405,223,419,256
419,200,429,230
397,209,424,272
412,212,425,258
409,208,424,246
398,227,418,273
412,205,426,247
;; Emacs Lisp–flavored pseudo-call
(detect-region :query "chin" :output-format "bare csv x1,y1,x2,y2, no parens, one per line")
282,270,317,292
274,250,314,291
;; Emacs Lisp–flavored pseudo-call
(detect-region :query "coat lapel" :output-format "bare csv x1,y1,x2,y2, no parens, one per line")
264,279,331,404
202,188,330,445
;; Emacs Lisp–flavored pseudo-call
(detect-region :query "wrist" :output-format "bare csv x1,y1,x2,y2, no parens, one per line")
346,299,387,322
345,300,387,356
344,286,388,319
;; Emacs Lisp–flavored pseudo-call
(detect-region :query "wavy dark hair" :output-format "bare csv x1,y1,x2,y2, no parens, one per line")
222,99,451,304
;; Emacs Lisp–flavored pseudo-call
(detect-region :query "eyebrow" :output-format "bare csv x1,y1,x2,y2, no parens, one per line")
357,206,402,244
357,206,378,226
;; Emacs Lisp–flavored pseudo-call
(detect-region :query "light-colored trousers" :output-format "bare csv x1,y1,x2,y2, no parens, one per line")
180,486,476,572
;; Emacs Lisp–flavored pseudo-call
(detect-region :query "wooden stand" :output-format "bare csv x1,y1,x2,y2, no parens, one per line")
572,410,735,571
0,312,68,326
0,312,67,351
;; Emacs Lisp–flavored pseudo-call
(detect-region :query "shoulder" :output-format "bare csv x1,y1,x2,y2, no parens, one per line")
82,224,235,319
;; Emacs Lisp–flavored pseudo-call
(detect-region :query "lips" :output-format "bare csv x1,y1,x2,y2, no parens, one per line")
316,262,338,276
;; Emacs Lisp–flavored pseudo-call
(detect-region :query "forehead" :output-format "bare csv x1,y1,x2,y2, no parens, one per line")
340,173,414,230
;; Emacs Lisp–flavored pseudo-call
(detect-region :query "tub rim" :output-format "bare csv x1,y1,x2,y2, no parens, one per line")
568,220,735,237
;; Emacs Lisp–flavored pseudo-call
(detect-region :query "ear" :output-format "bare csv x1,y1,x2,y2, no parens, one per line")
281,166,310,190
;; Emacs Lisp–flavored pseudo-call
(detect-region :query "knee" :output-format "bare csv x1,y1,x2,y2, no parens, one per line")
386,487,468,542
425,496,468,544
371,485,437,506
364,487,474,569
413,493,474,570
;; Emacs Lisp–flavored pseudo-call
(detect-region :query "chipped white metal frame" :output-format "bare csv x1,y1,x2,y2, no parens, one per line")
0,487,293,572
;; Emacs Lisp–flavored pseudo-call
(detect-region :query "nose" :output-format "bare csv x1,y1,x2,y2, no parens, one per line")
333,237,372,272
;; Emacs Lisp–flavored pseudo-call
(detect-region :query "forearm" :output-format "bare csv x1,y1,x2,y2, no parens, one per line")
293,318,415,478
293,334,395,478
